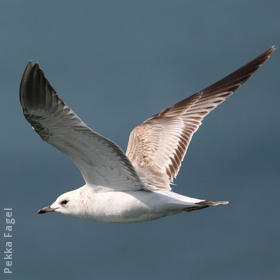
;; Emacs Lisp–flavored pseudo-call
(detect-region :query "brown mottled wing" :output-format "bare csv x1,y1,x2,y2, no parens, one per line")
20,63,145,191
126,46,275,190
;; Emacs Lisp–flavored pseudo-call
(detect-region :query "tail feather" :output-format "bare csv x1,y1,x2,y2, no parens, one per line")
196,200,229,206
184,200,229,212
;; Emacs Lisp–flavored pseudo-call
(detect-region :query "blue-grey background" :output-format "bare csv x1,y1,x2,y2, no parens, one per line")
1,1,279,279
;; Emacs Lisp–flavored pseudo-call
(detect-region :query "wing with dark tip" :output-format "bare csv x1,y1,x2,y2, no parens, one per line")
20,62,145,191
126,46,275,190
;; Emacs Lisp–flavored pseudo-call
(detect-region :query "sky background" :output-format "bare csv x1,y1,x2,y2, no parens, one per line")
1,1,279,279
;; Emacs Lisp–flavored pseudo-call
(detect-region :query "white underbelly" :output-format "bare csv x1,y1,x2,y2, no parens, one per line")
83,190,190,223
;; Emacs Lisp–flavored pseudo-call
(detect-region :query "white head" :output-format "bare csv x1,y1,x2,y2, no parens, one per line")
37,189,84,217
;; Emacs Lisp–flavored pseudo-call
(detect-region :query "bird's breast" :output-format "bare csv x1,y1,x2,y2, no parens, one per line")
82,190,182,223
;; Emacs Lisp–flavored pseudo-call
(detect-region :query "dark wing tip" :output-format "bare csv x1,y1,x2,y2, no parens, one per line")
19,62,55,114
20,61,36,108
26,61,33,68
255,45,275,64
202,46,275,96
19,62,62,141
268,45,276,54
161,46,275,115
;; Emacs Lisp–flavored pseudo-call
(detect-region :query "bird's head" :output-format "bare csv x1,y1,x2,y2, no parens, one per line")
37,190,82,217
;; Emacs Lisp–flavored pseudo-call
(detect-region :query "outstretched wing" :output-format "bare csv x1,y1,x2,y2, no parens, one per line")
20,63,145,192
126,46,274,190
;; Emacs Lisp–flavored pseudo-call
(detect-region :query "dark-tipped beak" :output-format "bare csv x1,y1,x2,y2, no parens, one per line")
37,205,56,214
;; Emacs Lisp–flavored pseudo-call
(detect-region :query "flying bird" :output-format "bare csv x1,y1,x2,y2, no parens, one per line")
20,46,274,223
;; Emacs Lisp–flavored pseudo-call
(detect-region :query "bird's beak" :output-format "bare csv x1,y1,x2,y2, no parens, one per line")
37,205,56,214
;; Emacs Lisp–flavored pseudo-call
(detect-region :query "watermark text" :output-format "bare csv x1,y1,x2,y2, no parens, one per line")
3,208,15,274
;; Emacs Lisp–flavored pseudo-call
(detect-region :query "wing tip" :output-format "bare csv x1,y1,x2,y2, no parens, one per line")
27,61,33,67
258,45,275,64
200,45,275,95
20,62,33,106
23,61,41,76
262,45,275,64
268,45,276,54
19,61,50,111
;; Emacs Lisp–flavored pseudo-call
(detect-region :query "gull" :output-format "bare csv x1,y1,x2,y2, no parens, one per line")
20,46,274,223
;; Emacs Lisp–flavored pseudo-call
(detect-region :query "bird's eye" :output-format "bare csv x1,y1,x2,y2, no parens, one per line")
60,200,69,205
